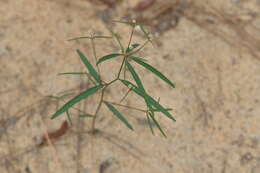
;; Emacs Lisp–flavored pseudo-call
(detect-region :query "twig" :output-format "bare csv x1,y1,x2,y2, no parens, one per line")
38,120,69,147
38,117,64,172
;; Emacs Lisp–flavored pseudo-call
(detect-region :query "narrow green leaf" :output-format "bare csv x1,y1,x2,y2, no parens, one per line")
130,56,175,88
125,60,145,92
138,24,152,43
51,85,103,119
125,60,152,115
120,79,151,110
120,80,176,121
146,112,154,135
146,96,176,122
148,111,167,137
93,35,113,39
128,55,147,62
68,36,92,41
96,53,122,65
152,108,173,112
58,72,88,75
47,95,60,99
126,43,140,53
68,36,112,41
123,62,127,80
47,93,74,100
104,102,134,130
79,114,93,118
76,50,101,83
109,30,124,53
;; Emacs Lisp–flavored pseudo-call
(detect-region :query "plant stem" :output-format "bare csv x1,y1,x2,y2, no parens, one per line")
119,87,131,103
126,25,135,51
91,87,105,133
123,63,127,80
85,72,98,85
106,78,118,86
117,56,127,79
90,36,101,76
110,29,124,54
125,39,150,57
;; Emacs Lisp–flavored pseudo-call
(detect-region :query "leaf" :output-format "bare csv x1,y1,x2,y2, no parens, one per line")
51,85,103,119
148,111,167,137
125,60,145,92
47,93,74,100
93,36,113,39
79,114,93,118
104,102,134,130
145,95,176,122
58,72,88,75
128,56,147,62
68,35,112,41
109,30,124,53
76,50,101,83
146,112,154,135
138,24,152,43
152,108,173,112
68,36,92,41
125,60,152,110
126,43,140,53
120,80,176,121
96,53,122,65
129,56,175,88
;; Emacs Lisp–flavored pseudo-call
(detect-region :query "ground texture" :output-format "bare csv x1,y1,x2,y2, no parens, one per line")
1,0,260,172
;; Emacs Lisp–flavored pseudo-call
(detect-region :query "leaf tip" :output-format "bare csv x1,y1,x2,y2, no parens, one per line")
50,114,56,120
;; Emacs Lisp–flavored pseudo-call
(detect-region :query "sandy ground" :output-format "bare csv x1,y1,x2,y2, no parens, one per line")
1,0,260,172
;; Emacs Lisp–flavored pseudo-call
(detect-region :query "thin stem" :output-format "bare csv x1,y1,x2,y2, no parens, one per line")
123,62,127,80
110,29,124,54
146,111,154,135
116,25,144,80
91,88,105,133
66,110,73,126
126,25,135,51
119,87,131,103
90,36,100,75
117,57,127,79
85,72,98,85
106,78,118,86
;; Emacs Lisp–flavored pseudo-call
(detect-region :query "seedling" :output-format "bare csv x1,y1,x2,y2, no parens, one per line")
50,20,176,137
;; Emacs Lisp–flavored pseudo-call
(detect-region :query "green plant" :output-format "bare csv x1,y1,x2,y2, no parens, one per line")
50,20,176,137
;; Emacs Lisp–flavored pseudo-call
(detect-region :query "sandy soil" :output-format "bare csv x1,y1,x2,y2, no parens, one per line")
1,0,260,172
